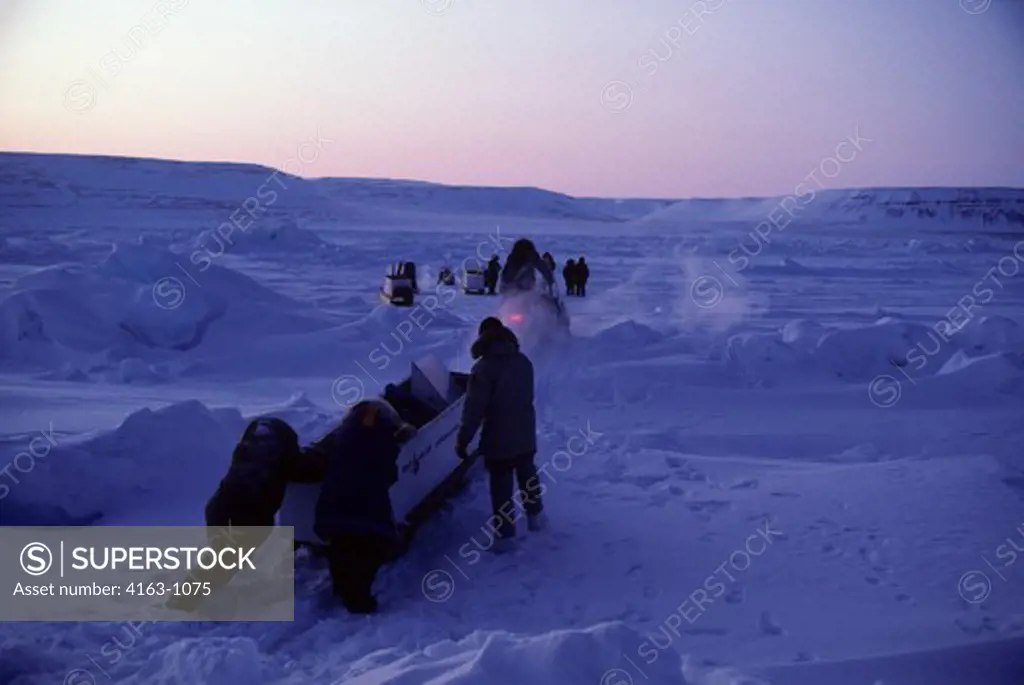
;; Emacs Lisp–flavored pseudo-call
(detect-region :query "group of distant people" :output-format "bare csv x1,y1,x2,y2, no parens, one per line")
436,247,591,298
561,257,589,297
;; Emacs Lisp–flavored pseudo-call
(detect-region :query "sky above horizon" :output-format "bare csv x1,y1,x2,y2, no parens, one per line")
0,0,1022,200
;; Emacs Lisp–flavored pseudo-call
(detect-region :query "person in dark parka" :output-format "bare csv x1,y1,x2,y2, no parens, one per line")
455,318,545,552
501,239,554,294
205,416,325,529
175,417,324,613
308,399,417,614
484,255,501,295
541,252,556,275
563,259,577,296
576,256,590,296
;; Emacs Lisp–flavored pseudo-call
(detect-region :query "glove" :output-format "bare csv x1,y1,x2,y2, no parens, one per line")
455,443,470,461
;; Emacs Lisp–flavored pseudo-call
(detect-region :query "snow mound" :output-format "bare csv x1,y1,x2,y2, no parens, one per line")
725,332,809,385
0,241,335,371
103,357,168,384
0,233,88,265
936,350,1024,397
190,218,338,257
591,320,666,349
814,317,960,380
35,362,91,382
780,319,828,350
251,391,338,442
344,302,467,343
957,315,1022,356
723,316,1024,385
1,400,245,526
345,623,689,685
120,637,263,685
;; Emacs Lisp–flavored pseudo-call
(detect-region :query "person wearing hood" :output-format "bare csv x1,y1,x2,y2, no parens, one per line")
309,399,417,614
576,256,589,296
455,318,546,552
484,255,501,295
541,252,556,275
563,259,577,296
500,239,555,294
205,416,328,529
169,417,325,614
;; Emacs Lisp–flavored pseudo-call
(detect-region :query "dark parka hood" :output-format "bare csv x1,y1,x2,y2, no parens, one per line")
471,325,520,360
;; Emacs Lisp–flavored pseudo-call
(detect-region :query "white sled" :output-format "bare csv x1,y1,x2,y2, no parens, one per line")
461,267,487,295
279,355,477,547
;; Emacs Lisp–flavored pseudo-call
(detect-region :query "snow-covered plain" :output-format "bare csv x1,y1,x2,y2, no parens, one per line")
1,152,1023,684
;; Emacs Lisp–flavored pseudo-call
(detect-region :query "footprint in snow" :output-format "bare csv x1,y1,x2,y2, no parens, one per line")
729,478,759,490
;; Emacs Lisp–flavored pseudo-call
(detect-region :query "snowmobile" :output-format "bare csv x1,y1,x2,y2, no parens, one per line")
380,262,416,307
461,266,487,295
497,257,571,350
279,355,480,552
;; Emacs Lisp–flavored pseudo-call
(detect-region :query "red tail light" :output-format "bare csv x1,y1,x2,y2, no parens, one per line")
508,313,523,323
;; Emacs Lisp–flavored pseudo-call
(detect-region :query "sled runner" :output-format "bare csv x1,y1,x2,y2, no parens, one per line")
279,355,478,548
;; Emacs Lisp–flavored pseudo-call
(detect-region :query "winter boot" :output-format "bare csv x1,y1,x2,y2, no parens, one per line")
527,512,548,532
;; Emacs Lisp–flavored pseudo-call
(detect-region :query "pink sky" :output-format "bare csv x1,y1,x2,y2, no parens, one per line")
1,0,1022,198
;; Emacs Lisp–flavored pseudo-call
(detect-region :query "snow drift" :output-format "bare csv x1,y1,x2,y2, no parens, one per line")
0,240,336,372
0,400,246,527
724,314,1024,386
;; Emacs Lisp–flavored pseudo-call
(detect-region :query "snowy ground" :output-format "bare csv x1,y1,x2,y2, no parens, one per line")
2,155,1024,684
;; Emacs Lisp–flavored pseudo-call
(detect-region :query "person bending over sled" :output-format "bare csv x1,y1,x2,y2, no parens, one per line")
308,399,417,614
168,417,325,613
205,417,326,529
455,317,546,553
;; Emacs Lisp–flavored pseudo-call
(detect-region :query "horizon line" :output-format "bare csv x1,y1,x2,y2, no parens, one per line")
2,149,1022,204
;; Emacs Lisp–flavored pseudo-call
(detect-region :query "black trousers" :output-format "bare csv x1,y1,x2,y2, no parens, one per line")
564,282,575,295
577,282,586,296
486,453,544,540
325,531,392,611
